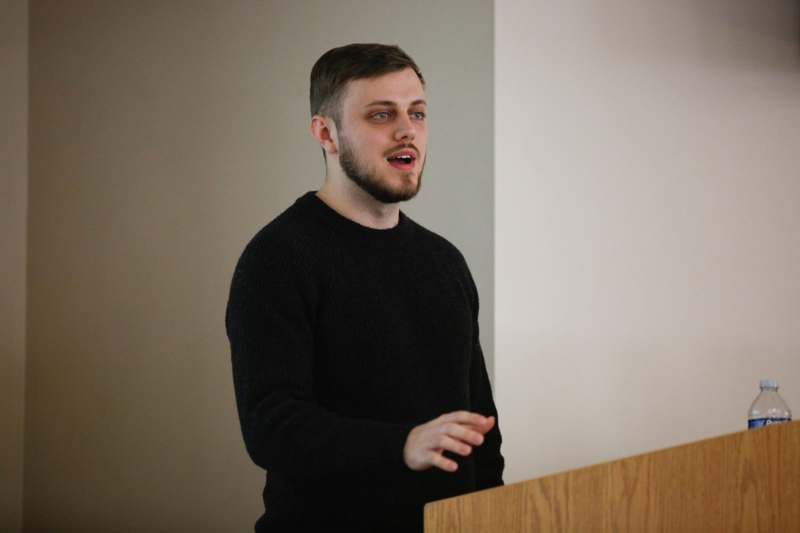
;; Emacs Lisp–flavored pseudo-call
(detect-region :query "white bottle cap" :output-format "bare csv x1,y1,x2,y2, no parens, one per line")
760,378,778,389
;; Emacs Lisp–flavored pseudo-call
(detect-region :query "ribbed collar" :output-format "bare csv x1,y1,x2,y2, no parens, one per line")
296,191,414,248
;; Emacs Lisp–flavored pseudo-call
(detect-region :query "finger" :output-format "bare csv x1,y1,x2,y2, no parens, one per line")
434,435,472,456
440,410,488,427
463,416,495,434
430,452,458,472
442,422,485,446
479,416,495,431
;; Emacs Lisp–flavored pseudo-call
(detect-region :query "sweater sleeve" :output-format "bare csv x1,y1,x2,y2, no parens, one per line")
464,264,505,490
225,250,414,478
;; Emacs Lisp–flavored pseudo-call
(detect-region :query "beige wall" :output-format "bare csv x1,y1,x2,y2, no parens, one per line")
0,1,28,532
25,1,492,531
496,0,800,482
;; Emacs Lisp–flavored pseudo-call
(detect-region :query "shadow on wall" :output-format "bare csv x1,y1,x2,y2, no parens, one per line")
579,0,800,72
691,0,800,68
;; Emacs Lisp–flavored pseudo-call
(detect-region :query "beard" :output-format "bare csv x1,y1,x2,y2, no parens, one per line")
337,132,425,204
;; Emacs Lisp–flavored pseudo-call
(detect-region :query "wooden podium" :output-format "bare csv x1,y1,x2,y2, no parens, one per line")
424,421,800,532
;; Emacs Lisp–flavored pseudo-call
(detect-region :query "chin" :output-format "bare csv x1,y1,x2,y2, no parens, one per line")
389,177,418,193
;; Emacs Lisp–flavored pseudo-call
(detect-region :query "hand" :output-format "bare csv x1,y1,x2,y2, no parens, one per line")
403,411,495,473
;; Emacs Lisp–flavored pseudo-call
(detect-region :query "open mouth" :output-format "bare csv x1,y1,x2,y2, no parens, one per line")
386,153,416,170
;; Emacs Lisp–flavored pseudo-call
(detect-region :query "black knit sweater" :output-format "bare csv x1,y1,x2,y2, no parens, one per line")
226,191,504,532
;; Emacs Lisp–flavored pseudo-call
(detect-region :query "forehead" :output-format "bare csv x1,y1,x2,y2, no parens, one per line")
342,68,426,109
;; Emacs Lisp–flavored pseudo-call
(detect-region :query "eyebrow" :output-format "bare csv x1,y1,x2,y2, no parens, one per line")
364,99,427,108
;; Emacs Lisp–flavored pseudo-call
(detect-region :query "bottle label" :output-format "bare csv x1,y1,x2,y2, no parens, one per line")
748,417,791,428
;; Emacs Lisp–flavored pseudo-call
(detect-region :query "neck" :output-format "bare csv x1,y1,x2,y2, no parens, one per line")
317,173,401,230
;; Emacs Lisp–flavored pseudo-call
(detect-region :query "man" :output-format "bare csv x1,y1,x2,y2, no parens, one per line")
226,43,504,532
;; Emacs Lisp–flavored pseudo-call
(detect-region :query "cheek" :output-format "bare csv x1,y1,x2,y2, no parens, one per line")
417,131,428,151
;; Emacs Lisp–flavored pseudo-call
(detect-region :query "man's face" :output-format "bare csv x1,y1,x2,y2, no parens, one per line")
334,68,428,204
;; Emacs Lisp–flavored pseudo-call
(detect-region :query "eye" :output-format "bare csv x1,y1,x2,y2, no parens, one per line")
371,111,391,120
412,111,426,120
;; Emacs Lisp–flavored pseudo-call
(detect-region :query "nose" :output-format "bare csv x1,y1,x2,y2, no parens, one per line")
394,114,416,142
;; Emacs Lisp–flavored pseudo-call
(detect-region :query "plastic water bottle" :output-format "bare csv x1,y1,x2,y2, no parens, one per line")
747,379,792,429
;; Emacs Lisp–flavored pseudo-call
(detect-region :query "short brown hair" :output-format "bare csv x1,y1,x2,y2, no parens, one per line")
310,43,425,129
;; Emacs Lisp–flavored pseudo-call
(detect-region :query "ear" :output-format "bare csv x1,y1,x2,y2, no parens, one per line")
310,115,338,156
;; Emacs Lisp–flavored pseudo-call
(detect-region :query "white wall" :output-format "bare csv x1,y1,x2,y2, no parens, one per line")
0,1,28,531
496,0,800,482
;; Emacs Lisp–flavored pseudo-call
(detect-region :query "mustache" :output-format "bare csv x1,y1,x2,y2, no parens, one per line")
384,143,420,158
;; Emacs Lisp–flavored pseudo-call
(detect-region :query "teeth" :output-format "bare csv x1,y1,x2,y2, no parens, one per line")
388,154,414,165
